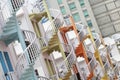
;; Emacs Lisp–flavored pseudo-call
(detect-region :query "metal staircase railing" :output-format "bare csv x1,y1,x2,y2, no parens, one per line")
75,23,88,41
0,74,6,80
38,76,50,80
0,0,26,26
92,33,101,48
87,51,97,73
38,9,64,48
57,43,76,79
96,46,113,79
0,72,17,80
113,63,119,78
39,37,48,48
0,1,13,30
45,9,64,42
15,30,39,79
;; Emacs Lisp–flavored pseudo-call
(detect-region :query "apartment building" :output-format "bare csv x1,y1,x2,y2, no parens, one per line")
0,0,120,80
47,0,120,37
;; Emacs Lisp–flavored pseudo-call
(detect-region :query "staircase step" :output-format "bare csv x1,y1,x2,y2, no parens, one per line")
1,29,17,37
20,76,35,80
6,20,16,24
20,74,34,80
48,41,58,45
3,23,16,29
3,27,17,32
4,33,18,45
2,26,16,31
63,71,72,80
8,16,16,21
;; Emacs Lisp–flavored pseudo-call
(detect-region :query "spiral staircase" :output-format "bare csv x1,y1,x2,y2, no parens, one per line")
0,1,23,45
54,43,77,80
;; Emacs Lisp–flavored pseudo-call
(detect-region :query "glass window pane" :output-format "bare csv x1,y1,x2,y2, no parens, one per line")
57,0,62,4
79,0,85,7
83,10,89,17
68,2,76,11
0,51,8,73
72,13,80,22
87,20,93,27
60,6,66,15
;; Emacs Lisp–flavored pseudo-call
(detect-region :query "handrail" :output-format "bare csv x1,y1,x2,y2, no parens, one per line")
38,36,48,48
87,53,97,72
15,30,39,78
0,72,17,80
113,63,119,77
71,28,84,49
0,1,12,28
0,74,6,80
95,38,101,48
38,76,50,80
0,0,29,29
58,43,76,78
31,0,45,13
15,30,36,66
45,9,62,41
50,74,58,80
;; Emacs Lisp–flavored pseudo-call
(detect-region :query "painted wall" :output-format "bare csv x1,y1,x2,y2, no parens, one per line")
17,7,34,32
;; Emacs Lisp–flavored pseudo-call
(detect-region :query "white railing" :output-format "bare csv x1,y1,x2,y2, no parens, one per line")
95,39,101,48
0,1,12,28
0,74,6,80
103,60,110,73
0,72,20,80
10,0,25,11
87,53,97,72
8,72,18,80
0,0,28,30
38,76,50,80
57,43,76,79
31,0,45,13
45,9,64,42
50,74,58,80
15,30,39,79
75,23,88,42
71,28,84,50
38,37,48,48
113,63,119,78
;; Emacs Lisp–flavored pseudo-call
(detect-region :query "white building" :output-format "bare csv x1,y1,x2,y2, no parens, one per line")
47,0,120,37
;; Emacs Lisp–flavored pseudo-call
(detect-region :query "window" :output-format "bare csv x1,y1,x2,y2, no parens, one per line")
57,0,62,4
4,52,13,71
87,20,93,27
60,6,66,15
0,51,8,73
68,2,76,11
72,13,80,22
83,10,89,17
79,0,85,7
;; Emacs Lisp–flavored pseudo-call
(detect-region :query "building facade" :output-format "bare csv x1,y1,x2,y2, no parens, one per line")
47,0,120,37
